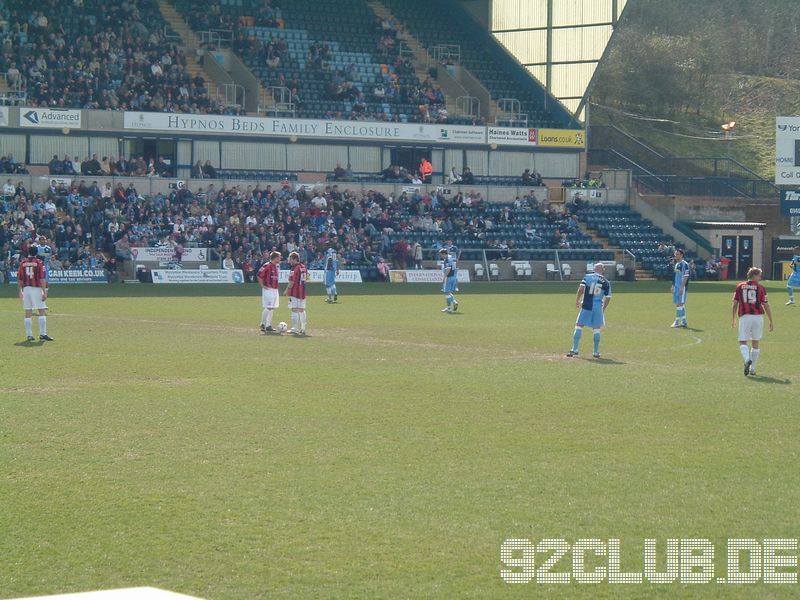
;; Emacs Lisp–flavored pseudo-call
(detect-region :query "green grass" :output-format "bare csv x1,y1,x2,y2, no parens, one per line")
1,281,798,599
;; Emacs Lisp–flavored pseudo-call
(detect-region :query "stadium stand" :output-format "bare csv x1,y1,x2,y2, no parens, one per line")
0,0,236,113
172,0,474,123
380,0,564,128
579,203,703,279
0,176,612,283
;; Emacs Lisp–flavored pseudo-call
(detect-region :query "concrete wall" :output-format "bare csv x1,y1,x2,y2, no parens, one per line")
633,194,788,265
15,173,556,203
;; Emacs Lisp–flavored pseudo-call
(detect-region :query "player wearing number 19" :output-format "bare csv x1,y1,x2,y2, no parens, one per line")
566,263,611,359
732,267,774,377
17,246,53,342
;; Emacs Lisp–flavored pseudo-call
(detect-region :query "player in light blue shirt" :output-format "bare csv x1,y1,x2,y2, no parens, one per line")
671,249,690,327
567,263,611,358
324,247,339,303
439,248,459,313
786,245,800,305
34,236,53,279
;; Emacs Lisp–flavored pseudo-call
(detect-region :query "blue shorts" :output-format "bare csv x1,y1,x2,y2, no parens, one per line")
673,287,687,305
576,307,605,329
325,271,336,286
788,273,800,288
443,277,457,293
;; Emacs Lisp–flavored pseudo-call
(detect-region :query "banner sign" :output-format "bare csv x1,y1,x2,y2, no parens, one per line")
537,128,586,148
123,111,582,149
781,189,800,216
487,126,538,146
19,108,82,128
277,269,363,283
151,269,244,284
567,188,605,202
388,269,470,283
9,268,107,284
130,247,209,262
776,117,800,184
0,107,8,127
124,112,487,145
48,177,73,188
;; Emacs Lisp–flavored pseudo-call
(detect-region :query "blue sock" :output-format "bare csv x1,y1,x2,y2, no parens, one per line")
789,288,795,301
593,331,601,355
572,328,582,352
677,306,686,321
331,284,337,296
446,294,453,306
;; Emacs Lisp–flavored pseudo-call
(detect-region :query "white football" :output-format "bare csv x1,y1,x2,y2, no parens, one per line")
278,322,288,333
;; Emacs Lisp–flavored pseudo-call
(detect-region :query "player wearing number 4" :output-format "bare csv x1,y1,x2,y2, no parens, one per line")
732,267,773,377
17,246,53,342
566,263,611,358
786,245,800,305
671,248,690,327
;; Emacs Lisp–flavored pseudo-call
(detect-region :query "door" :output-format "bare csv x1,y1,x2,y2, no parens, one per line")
389,146,431,175
123,137,177,176
737,235,753,279
720,235,736,280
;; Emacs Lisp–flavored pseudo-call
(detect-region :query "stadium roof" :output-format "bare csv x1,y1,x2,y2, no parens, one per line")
490,0,628,122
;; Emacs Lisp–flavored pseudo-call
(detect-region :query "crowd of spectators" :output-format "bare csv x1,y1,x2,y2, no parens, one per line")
49,154,174,178
219,1,466,125
0,0,239,114
0,154,29,174
0,161,585,283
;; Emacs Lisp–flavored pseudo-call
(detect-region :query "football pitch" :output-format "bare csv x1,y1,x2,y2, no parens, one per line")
1,281,798,599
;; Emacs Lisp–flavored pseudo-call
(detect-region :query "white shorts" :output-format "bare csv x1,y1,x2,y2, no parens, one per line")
262,288,279,309
22,286,46,310
288,296,306,310
738,314,764,341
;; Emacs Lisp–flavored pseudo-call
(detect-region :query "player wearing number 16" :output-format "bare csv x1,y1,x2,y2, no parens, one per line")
566,263,611,359
17,246,53,342
732,267,773,377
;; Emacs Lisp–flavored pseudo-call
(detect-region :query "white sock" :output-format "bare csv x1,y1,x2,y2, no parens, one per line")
265,309,274,327
750,349,760,370
739,345,750,362
38,316,46,336
291,312,299,331
299,311,307,331
261,308,269,326
24,317,32,337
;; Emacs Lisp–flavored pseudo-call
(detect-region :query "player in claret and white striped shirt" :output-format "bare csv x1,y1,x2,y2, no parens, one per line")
731,267,774,376
17,246,53,342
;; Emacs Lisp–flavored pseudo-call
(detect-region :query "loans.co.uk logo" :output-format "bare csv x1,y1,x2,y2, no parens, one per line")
501,538,799,584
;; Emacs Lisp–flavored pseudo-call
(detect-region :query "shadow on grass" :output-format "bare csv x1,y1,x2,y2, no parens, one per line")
748,375,792,385
14,340,44,347
567,356,626,365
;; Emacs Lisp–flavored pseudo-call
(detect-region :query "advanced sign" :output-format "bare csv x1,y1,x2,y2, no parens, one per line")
19,108,82,128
